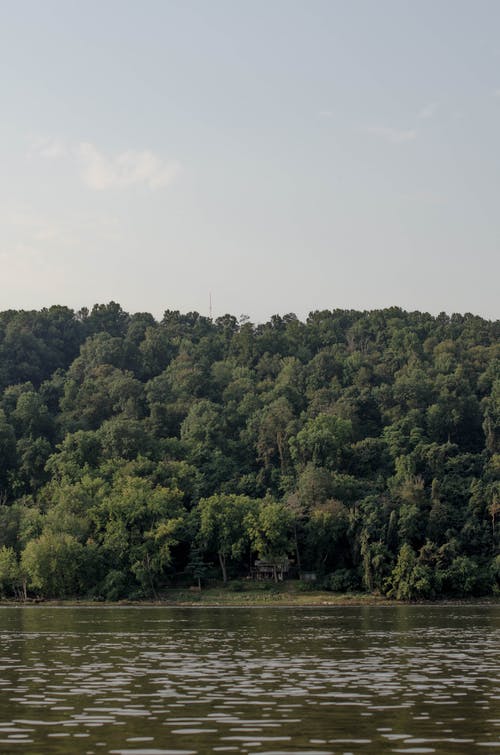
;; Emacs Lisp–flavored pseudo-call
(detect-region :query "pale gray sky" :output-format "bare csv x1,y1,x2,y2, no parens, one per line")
1,0,499,321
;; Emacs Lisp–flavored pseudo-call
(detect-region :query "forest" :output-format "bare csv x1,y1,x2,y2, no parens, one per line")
0,302,498,601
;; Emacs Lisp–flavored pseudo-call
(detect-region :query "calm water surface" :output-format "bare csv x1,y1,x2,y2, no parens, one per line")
0,605,498,754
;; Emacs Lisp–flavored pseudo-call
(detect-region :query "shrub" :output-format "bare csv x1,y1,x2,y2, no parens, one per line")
324,568,361,593
296,579,315,592
100,569,128,601
228,580,245,592
21,532,85,598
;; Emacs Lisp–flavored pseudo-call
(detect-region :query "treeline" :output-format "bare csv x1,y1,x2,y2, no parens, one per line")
0,302,498,601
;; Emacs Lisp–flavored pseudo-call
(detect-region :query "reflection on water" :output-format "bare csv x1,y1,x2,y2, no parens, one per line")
0,605,498,754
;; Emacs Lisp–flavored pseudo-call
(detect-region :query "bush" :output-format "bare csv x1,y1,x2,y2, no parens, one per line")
21,532,86,598
227,580,245,592
324,568,361,593
99,569,129,601
0,546,20,598
296,579,315,592
491,555,500,595
251,580,274,591
440,556,485,597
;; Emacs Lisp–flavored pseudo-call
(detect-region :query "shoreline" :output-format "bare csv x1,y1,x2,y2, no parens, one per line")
1,590,498,609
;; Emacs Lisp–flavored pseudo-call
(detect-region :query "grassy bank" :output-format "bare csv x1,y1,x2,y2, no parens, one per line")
157,584,393,606
147,584,498,606
2,581,498,607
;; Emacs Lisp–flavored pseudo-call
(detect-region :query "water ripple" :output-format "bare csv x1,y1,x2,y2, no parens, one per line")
0,605,498,754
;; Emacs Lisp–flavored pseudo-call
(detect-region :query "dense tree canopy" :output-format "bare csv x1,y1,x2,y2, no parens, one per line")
0,302,498,600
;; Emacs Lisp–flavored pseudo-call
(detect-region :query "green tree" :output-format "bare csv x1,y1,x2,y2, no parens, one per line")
386,543,434,600
0,546,24,599
305,500,349,571
255,397,295,472
245,500,293,580
197,494,255,583
21,532,86,598
186,547,208,590
290,414,352,470
91,475,185,596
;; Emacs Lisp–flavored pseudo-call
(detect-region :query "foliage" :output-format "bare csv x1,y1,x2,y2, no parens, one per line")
0,303,497,599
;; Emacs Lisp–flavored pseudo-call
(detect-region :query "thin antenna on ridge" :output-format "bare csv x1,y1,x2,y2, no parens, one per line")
209,292,212,320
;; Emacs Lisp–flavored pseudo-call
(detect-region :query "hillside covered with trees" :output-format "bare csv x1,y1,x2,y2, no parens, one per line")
0,303,498,601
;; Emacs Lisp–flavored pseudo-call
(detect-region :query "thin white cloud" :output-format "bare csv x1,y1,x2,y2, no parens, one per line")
29,137,68,159
30,137,180,191
493,88,500,98
0,206,121,260
365,126,417,144
2,208,69,243
418,102,438,119
77,143,180,190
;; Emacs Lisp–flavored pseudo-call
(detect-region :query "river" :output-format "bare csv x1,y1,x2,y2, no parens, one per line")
0,605,498,754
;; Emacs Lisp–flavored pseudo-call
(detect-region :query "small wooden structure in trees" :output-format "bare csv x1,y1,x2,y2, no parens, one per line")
250,558,290,582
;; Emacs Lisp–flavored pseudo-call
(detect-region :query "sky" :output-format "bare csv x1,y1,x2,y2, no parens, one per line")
1,0,499,322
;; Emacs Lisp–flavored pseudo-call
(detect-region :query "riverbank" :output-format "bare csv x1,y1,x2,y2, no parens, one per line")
1,582,498,607
137,586,394,606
